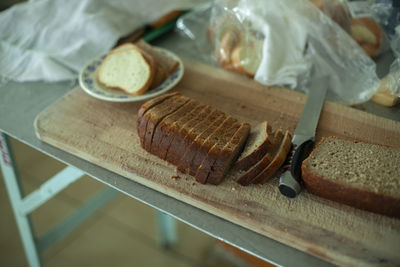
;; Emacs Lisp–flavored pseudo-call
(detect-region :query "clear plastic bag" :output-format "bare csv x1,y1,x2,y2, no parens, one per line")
382,57,400,96
177,0,381,105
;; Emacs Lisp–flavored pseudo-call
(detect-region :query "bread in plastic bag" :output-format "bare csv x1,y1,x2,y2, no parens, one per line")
177,0,381,105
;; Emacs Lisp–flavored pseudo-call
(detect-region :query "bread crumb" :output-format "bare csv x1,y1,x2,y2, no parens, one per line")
231,187,236,191
171,175,180,180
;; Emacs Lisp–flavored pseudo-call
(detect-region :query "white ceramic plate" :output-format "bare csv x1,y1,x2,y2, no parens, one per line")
79,47,183,102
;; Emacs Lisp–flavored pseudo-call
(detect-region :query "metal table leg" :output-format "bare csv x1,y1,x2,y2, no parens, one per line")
0,132,42,267
157,211,178,248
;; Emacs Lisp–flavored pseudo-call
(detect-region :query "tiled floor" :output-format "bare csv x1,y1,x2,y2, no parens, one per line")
0,137,267,267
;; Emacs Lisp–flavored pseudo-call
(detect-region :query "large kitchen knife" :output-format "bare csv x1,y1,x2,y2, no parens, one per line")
278,76,328,198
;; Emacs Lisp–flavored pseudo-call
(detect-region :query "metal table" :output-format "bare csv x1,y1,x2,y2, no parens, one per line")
0,30,398,267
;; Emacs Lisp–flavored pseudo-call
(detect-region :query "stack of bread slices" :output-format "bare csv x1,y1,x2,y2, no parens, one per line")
97,40,179,96
137,92,292,185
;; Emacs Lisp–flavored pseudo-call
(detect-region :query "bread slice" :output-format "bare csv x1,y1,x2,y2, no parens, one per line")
114,43,164,87
231,39,263,78
150,62,168,89
136,39,179,74
201,123,251,185
165,105,214,165
235,121,273,171
236,130,284,186
97,46,154,95
187,117,238,180
165,105,214,164
158,103,206,160
143,95,189,152
177,113,226,176
302,136,400,218
251,130,292,184
217,30,240,70
195,122,242,183
137,92,181,146
151,99,200,156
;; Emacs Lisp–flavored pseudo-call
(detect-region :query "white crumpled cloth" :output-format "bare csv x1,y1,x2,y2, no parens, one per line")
0,0,204,82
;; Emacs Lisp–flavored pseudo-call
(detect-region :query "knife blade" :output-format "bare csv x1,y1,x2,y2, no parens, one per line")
278,76,328,198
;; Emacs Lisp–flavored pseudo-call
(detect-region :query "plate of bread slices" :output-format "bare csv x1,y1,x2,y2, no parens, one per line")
79,40,183,102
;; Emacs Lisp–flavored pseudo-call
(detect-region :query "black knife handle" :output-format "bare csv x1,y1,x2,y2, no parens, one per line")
290,139,315,181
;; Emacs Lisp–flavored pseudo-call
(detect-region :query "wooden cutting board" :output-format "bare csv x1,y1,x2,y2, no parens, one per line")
35,60,400,266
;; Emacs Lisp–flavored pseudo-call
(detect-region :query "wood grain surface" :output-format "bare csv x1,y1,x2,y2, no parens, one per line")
35,60,400,266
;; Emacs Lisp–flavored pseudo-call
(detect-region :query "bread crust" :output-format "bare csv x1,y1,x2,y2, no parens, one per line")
136,39,179,74
207,123,251,185
235,121,272,171
301,136,400,218
165,106,213,165
302,165,400,218
151,99,199,156
231,45,255,78
150,62,168,90
236,130,283,186
158,103,205,160
217,30,240,70
97,46,154,96
143,96,189,152
137,92,181,146
176,113,226,175
252,130,292,184
195,123,241,184
188,117,237,179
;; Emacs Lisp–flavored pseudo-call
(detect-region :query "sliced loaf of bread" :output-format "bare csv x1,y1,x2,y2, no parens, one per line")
143,95,189,151
188,117,238,179
137,91,180,145
165,105,214,165
302,136,400,218
195,122,242,183
158,103,206,160
204,123,251,185
235,121,273,171
176,112,226,174
151,99,200,156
